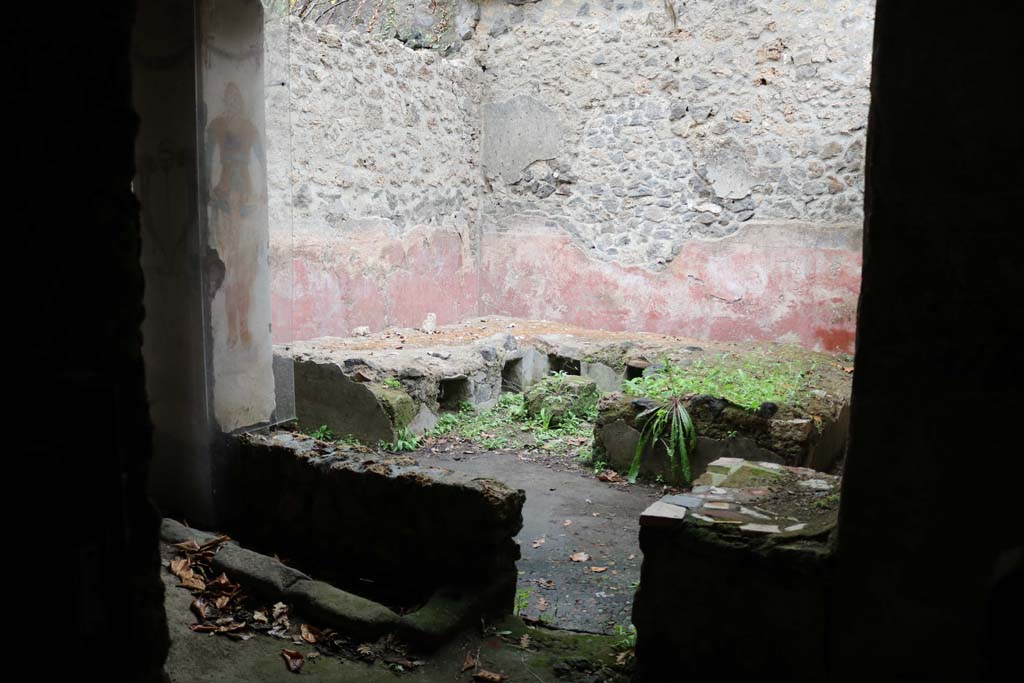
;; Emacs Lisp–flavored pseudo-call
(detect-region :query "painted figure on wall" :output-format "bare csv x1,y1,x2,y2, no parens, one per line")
206,81,265,348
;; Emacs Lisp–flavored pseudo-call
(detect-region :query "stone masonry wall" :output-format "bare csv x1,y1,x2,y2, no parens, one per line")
476,0,871,266
273,17,482,341
475,0,869,350
273,1,872,351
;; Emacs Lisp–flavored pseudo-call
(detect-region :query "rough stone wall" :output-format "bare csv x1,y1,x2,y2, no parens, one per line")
275,1,872,351
288,0,482,52
474,0,869,350
225,431,524,606
476,0,872,267
276,17,482,340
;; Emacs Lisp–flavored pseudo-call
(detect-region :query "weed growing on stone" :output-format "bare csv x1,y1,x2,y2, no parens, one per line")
382,377,402,389
613,623,637,650
309,424,335,441
513,588,531,616
379,427,420,453
425,392,595,457
624,356,811,409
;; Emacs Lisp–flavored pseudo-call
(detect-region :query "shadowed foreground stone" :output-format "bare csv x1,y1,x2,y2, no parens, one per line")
222,431,525,617
161,518,512,649
632,458,839,680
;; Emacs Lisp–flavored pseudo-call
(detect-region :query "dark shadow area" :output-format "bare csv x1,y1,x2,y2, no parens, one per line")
438,376,473,411
547,354,581,376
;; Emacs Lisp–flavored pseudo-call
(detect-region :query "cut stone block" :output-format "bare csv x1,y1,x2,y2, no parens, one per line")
223,431,526,611
581,360,623,393
632,458,841,680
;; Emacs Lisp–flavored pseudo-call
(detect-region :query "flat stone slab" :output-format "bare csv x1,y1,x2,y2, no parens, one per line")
640,457,840,538
640,500,688,528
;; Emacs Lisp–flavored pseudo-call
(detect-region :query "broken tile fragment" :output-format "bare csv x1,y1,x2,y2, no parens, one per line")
640,501,688,527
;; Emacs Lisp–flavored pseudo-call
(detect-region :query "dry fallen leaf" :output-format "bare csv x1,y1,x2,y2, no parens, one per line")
169,557,190,577
199,535,231,551
590,566,608,573
598,470,623,483
209,573,231,587
214,596,231,610
179,575,206,591
461,651,477,673
253,611,269,624
518,634,531,649
190,597,209,621
473,671,506,683
281,649,304,673
570,552,591,562
535,578,556,590
272,602,289,621
300,623,320,644
174,540,201,552
537,597,549,612
563,520,573,527
531,538,545,549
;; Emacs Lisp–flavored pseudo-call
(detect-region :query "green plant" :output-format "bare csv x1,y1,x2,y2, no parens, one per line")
310,424,335,441
813,492,841,509
624,356,810,409
382,377,402,389
380,427,420,452
538,407,554,431
628,396,697,486
426,412,460,437
513,588,531,616
614,623,637,650
592,459,607,474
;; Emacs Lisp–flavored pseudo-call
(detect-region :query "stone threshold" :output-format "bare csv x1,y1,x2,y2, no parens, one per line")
161,518,510,651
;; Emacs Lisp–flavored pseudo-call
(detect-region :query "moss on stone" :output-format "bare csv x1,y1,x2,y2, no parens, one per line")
524,375,599,426
368,384,417,430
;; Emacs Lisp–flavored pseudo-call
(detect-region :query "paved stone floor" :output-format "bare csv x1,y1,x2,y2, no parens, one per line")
416,440,663,634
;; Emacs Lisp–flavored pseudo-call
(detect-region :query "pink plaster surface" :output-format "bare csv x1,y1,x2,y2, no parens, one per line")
273,225,861,352
477,230,861,352
271,227,478,343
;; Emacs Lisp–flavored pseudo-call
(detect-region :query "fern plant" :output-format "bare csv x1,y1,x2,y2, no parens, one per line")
627,396,697,485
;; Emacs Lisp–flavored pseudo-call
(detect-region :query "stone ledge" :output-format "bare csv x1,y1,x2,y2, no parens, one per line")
222,431,524,612
161,518,513,651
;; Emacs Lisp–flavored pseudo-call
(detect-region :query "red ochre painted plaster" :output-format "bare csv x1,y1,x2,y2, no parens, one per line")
273,228,861,352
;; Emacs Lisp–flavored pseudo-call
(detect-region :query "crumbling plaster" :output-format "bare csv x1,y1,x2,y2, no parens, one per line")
272,0,871,351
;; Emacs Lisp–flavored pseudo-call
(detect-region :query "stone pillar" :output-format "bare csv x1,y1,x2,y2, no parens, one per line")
135,0,293,525
134,0,218,524
197,0,278,432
